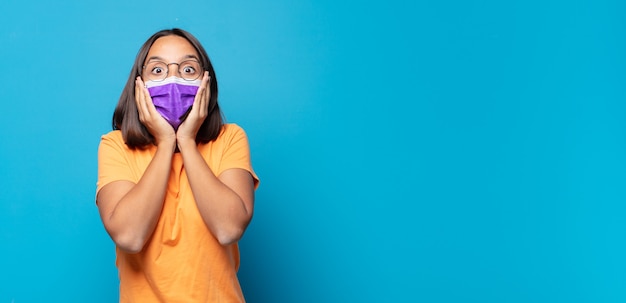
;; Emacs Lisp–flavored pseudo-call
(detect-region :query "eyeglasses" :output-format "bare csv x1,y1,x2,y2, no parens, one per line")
142,60,203,82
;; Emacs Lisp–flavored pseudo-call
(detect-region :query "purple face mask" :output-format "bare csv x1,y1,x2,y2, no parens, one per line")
145,77,202,130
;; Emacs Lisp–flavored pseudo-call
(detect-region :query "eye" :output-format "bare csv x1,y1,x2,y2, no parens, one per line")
181,65,196,75
146,62,167,75
180,61,200,77
151,66,165,75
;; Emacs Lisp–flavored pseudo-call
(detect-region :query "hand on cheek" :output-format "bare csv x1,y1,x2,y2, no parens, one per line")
135,77,176,145
177,71,211,143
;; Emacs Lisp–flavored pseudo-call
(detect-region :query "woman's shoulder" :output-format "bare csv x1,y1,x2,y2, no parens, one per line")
100,130,124,143
99,130,155,155
206,123,250,148
99,130,135,151
101,129,123,140
219,123,247,139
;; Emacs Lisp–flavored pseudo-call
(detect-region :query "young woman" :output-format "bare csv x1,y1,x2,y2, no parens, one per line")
96,28,259,302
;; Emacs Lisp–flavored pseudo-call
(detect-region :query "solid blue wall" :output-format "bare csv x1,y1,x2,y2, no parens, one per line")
1,0,625,302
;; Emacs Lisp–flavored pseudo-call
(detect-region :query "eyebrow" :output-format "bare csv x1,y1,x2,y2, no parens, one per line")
145,54,200,63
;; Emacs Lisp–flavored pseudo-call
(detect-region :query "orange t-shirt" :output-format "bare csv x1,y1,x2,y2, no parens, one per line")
97,123,259,303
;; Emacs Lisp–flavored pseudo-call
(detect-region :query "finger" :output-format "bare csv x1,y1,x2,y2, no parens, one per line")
138,77,160,119
199,72,210,117
140,81,159,118
191,72,209,117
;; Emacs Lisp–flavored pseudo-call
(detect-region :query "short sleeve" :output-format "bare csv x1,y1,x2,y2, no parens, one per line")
96,131,138,197
218,124,260,189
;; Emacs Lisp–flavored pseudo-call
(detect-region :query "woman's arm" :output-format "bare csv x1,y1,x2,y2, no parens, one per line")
96,139,175,253
176,72,255,245
96,77,177,253
178,139,255,245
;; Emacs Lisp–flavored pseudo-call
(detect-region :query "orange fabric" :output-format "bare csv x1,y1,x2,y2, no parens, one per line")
97,124,259,303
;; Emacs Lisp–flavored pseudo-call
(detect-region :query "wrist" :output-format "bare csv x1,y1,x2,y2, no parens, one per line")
156,137,176,150
176,137,197,151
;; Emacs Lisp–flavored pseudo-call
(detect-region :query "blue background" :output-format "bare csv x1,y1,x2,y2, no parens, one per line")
1,0,625,302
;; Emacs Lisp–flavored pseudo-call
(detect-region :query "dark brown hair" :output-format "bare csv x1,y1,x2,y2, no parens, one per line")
112,28,223,148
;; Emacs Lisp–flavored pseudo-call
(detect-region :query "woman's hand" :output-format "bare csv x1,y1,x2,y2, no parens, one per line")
135,77,176,147
176,71,211,146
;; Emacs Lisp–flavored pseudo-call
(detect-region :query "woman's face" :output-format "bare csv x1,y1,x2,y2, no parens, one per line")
142,35,202,82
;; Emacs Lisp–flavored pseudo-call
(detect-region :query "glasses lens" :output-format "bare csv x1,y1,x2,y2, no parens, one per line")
143,60,203,81
179,60,202,81
144,62,168,81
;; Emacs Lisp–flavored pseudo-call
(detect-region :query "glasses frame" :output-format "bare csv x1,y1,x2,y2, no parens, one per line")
142,59,205,82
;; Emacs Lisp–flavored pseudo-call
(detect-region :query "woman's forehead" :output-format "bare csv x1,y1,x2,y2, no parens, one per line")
147,35,198,61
